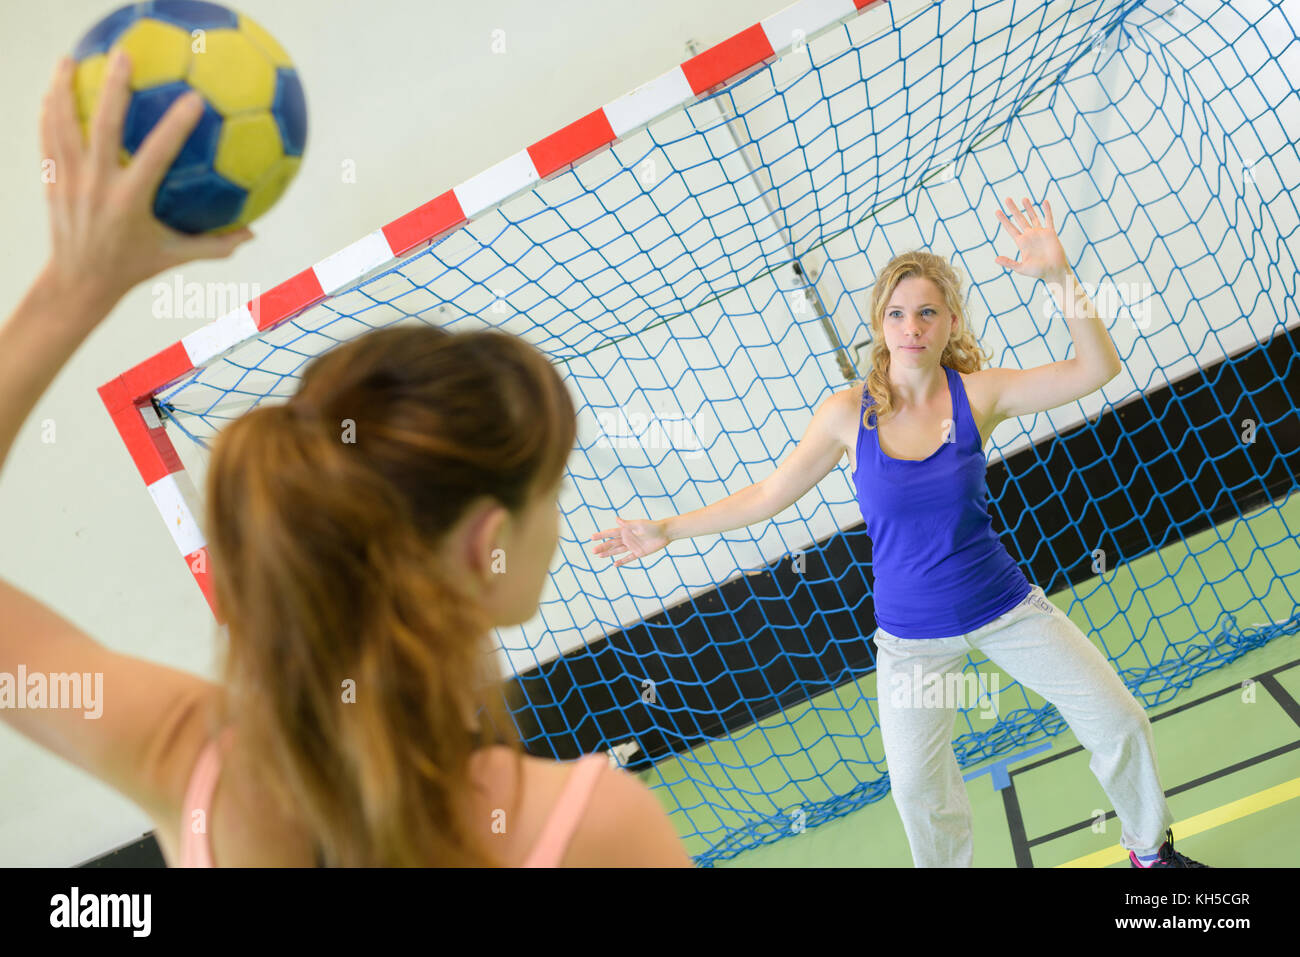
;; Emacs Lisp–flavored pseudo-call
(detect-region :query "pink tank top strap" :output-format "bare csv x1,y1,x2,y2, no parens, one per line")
521,753,608,868
178,727,236,868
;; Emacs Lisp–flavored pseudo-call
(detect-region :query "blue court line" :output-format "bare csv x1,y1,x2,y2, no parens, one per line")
963,742,1055,790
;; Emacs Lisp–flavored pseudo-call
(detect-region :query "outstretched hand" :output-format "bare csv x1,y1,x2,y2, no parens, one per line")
38,52,252,320
993,196,1069,284
589,517,670,567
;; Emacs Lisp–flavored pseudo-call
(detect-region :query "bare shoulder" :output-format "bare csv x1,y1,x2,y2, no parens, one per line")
563,759,693,866
151,690,320,866
473,747,691,866
144,685,238,862
956,367,993,404
839,379,867,410
828,379,867,444
143,686,222,843
956,368,1004,439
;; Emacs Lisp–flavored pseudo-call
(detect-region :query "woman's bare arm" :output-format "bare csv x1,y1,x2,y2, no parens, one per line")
663,387,855,542
1,55,247,826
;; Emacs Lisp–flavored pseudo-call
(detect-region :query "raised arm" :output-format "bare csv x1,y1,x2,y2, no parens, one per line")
590,387,854,566
0,56,249,823
981,196,1123,421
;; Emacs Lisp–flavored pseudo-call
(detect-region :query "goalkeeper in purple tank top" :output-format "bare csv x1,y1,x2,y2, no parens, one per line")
592,196,1210,868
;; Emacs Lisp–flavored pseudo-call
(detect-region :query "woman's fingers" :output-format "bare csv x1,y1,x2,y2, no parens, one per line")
162,226,253,268
1005,196,1030,230
590,519,656,565
999,195,1055,240
40,91,61,187
994,208,1020,238
1021,196,1041,228
39,63,60,167
590,530,627,553
90,51,132,175
593,533,647,561
127,90,204,197
996,195,1064,278
44,58,81,192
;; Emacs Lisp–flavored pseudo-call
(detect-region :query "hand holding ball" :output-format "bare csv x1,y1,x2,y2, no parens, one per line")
71,0,307,234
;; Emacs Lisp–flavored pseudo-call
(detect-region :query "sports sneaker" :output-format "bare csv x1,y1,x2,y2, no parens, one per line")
1129,828,1209,868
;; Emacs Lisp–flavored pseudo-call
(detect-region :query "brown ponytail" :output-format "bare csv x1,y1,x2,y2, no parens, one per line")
205,325,576,866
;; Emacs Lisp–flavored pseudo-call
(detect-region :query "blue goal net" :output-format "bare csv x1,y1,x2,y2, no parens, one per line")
152,0,1299,865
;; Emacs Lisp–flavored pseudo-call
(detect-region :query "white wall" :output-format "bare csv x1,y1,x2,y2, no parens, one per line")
0,0,790,867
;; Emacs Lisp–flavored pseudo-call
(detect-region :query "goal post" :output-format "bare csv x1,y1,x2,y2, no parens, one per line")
99,0,910,615
102,0,1300,866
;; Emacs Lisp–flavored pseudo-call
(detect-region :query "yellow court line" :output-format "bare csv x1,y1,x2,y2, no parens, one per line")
1056,776,1300,867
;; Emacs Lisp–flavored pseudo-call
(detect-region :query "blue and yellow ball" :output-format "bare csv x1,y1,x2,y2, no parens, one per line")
72,0,307,234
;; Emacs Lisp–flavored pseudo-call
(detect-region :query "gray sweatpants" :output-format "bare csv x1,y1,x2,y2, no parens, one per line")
874,583,1175,867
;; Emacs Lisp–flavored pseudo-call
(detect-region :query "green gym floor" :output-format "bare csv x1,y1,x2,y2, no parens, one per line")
641,494,1300,867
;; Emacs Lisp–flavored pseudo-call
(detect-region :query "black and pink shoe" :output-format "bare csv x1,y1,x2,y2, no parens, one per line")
1129,828,1209,868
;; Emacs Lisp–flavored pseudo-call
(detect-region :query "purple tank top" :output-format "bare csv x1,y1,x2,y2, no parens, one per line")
853,365,1030,639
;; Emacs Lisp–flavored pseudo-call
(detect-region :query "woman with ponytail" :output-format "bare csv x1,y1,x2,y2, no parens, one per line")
1,58,690,866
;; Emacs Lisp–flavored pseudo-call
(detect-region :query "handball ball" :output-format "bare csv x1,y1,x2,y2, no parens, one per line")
71,0,307,234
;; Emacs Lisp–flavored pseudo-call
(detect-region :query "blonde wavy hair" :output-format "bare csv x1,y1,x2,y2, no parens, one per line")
862,250,993,428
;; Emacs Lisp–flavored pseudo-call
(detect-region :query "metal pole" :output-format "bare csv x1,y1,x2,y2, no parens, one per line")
685,40,857,381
